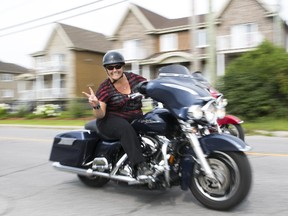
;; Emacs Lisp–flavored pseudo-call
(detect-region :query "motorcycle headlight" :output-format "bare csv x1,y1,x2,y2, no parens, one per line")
203,103,217,123
187,105,203,120
217,107,226,119
217,98,228,108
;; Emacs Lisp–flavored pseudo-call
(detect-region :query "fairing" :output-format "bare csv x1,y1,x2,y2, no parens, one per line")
144,65,212,120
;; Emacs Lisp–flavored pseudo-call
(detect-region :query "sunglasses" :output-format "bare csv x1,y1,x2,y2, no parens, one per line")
106,64,123,70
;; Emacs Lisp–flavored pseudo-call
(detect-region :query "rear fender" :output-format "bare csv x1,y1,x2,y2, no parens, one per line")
199,134,250,155
217,114,243,125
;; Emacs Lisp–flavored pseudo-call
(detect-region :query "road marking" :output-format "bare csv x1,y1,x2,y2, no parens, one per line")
1,136,287,157
0,136,51,142
247,152,288,157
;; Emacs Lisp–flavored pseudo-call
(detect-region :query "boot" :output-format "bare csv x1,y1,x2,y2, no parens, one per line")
137,162,153,176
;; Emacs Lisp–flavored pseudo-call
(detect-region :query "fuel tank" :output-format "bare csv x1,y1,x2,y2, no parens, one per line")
132,108,179,137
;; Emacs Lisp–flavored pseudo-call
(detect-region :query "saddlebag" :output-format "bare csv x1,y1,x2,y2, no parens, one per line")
49,130,98,166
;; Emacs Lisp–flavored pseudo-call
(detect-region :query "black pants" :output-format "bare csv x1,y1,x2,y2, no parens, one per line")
96,115,145,166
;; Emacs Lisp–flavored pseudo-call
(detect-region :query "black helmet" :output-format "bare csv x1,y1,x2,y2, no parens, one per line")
103,51,125,66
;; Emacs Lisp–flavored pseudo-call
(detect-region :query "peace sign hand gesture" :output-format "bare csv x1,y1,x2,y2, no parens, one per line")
82,87,99,108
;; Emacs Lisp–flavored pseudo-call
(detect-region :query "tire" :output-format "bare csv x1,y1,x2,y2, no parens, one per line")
189,151,252,211
221,124,245,141
77,174,110,188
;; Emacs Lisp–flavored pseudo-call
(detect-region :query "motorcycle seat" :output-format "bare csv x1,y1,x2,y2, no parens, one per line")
84,119,118,141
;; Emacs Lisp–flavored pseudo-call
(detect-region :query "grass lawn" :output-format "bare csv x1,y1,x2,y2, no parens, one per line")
243,118,288,132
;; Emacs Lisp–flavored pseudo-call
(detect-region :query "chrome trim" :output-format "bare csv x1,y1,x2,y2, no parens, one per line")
52,162,142,185
160,137,170,187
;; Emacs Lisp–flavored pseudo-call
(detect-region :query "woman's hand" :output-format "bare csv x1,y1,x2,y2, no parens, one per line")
82,87,99,108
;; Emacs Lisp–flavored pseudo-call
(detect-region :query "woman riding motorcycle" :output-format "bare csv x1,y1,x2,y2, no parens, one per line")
82,51,152,177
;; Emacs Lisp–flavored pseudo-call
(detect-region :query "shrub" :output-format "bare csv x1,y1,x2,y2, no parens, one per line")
66,99,90,118
0,103,10,117
33,104,61,118
218,41,288,120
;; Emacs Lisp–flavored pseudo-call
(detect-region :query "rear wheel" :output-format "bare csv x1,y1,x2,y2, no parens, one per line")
78,174,110,187
189,151,252,210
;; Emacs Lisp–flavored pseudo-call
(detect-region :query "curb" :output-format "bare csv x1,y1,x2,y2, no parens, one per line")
1,124,288,137
253,130,288,138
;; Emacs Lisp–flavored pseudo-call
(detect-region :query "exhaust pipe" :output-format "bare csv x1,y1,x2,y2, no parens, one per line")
52,162,142,185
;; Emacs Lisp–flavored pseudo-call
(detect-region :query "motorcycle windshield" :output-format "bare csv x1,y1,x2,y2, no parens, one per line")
146,65,212,120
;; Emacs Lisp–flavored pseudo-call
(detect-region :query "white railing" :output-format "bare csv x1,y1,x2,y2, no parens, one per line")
17,90,36,100
36,88,67,99
35,62,66,74
217,32,264,51
114,48,147,61
17,88,67,100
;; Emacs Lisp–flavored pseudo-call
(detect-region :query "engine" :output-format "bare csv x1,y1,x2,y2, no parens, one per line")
140,135,159,157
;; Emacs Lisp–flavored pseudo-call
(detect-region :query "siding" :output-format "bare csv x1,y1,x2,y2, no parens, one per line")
217,0,274,41
74,51,107,96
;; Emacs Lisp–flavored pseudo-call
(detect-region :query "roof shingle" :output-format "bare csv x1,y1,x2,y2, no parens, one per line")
59,23,112,53
0,61,29,74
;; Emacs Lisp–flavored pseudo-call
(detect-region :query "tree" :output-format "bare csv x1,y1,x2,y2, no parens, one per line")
218,41,288,120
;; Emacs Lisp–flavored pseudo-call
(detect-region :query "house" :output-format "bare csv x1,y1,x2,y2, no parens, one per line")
0,60,29,108
215,0,288,76
18,0,288,106
109,0,288,81
108,3,194,80
26,23,112,107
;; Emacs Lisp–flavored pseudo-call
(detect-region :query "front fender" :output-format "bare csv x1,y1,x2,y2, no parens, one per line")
199,133,251,155
217,114,243,125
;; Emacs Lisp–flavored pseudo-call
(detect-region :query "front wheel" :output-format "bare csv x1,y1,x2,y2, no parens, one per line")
189,151,252,211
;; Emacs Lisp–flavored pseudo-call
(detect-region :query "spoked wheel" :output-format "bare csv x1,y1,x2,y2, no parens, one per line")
221,124,245,141
189,151,252,211
78,174,110,187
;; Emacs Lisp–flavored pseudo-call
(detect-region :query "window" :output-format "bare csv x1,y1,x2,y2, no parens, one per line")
231,23,258,48
51,54,65,68
160,33,178,52
0,73,13,81
1,89,14,98
123,40,144,59
35,56,45,69
197,29,207,47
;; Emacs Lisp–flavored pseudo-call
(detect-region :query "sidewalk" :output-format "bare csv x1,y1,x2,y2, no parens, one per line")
0,124,83,130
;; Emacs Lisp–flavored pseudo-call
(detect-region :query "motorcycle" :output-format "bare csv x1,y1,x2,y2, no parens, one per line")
49,64,252,211
191,71,245,141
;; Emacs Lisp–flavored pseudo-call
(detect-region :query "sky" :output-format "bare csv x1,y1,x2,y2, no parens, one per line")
0,0,287,69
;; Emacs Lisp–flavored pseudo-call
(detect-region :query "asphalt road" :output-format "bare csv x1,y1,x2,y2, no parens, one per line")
0,127,287,216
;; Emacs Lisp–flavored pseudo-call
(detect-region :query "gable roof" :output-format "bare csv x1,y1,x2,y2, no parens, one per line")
215,0,276,19
111,4,206,35
112,1,287,36
0,61,29,74
37,23,112,55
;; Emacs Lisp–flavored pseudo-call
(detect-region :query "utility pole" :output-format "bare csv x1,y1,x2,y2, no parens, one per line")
207,0,216,84
190,0,199,72
274,0,282,46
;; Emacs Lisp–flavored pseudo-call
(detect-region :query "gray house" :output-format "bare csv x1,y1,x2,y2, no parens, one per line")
0,61,30,109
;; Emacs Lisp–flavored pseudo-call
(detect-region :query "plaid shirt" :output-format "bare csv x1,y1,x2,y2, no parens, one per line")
96,72,146,122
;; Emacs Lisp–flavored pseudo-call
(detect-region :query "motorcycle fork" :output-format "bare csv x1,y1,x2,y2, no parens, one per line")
181,124,216,180
160,137,170,187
